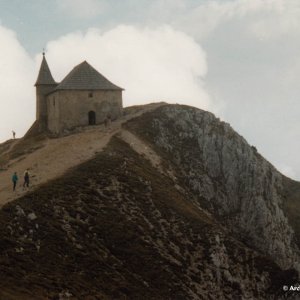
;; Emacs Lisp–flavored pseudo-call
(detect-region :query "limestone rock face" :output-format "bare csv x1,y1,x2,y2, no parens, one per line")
126,104,300,272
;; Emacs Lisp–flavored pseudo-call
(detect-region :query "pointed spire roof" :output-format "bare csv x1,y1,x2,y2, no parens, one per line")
35,53,56,86
55,61,123,91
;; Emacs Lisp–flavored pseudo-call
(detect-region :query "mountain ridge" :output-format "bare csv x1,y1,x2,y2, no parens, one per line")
0,103,299,299
124,104,300,271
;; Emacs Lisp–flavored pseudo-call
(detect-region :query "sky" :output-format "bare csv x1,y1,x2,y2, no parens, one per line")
0,0,299,180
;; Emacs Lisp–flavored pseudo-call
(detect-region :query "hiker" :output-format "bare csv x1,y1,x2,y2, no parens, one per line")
23,169,30,188
12,130,16,139
12,172,18,191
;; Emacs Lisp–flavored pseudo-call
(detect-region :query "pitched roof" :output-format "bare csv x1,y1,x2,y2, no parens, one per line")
55,61,123,91
35,54,56,86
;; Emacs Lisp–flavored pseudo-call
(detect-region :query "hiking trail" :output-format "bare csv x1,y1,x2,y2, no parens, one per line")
0,103,163,206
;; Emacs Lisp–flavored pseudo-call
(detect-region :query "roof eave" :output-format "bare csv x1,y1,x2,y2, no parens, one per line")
54,87,124,91
46,88,124,96
34,82,59,87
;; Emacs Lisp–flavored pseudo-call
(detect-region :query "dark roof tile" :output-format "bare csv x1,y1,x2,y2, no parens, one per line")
55,61,123,91
35,55,56,86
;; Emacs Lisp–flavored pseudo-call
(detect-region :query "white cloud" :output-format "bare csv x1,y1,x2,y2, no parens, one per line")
0,25,35,142
174,0,291,39
249,0,300,39
169,0,300,180
0,24,211,142
44,25,211,108
57,0,106,19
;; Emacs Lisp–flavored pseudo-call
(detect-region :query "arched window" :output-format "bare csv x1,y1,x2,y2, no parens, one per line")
88,111,96,125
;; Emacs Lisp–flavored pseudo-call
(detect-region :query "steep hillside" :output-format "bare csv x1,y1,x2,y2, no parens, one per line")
124,105,300,272
282,177,300,249
0,138,19,167
0,104,299,299
0,103,163,205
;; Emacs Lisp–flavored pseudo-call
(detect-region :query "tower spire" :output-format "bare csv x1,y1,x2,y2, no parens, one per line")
35,52,57,132
34,52,56,86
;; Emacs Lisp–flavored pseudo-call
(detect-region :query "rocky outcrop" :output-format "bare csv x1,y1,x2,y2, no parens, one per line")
125,104,300,272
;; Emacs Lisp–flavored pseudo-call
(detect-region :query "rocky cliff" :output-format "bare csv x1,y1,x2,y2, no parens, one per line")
0,104,299,299
125,105,300,272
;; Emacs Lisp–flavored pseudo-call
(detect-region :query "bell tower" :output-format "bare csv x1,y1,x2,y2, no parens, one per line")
34,52,57,131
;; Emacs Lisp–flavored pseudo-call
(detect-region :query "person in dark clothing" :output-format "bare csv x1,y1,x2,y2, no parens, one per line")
12,172,18,191
23,169,30,188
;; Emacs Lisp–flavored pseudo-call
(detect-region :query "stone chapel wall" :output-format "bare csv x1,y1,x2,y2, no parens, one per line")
47,90,122,133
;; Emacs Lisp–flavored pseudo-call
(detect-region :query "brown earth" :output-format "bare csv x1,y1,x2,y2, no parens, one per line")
0,103,299,299
0,103,164,206
0,136,296,299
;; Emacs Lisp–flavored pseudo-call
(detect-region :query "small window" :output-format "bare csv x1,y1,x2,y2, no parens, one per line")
88,92,93,98
53,97,55,107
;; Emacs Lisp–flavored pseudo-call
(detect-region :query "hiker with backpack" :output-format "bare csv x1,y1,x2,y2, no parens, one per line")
23,169,30,189
12,172,18,191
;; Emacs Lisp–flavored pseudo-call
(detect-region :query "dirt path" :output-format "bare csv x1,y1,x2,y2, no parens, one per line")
0,124,117,206
0,103,164,206
120,130,162,171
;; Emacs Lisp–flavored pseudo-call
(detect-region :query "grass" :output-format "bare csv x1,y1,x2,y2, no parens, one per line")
0,105,297,299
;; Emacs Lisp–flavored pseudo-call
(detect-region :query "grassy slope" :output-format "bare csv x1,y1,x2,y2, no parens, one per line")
0,134,46,170
0,137,212,299
0,136,296,299
0,139,17,168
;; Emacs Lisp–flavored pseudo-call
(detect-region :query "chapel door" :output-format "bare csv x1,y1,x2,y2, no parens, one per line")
88,111,96,125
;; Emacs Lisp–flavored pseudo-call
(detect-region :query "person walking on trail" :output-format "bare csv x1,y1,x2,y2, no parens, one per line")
23,169,30,188
12,130,16,139
12,172,18,191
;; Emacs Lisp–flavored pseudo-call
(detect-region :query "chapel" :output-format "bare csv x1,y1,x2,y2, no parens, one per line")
35,53,123,134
